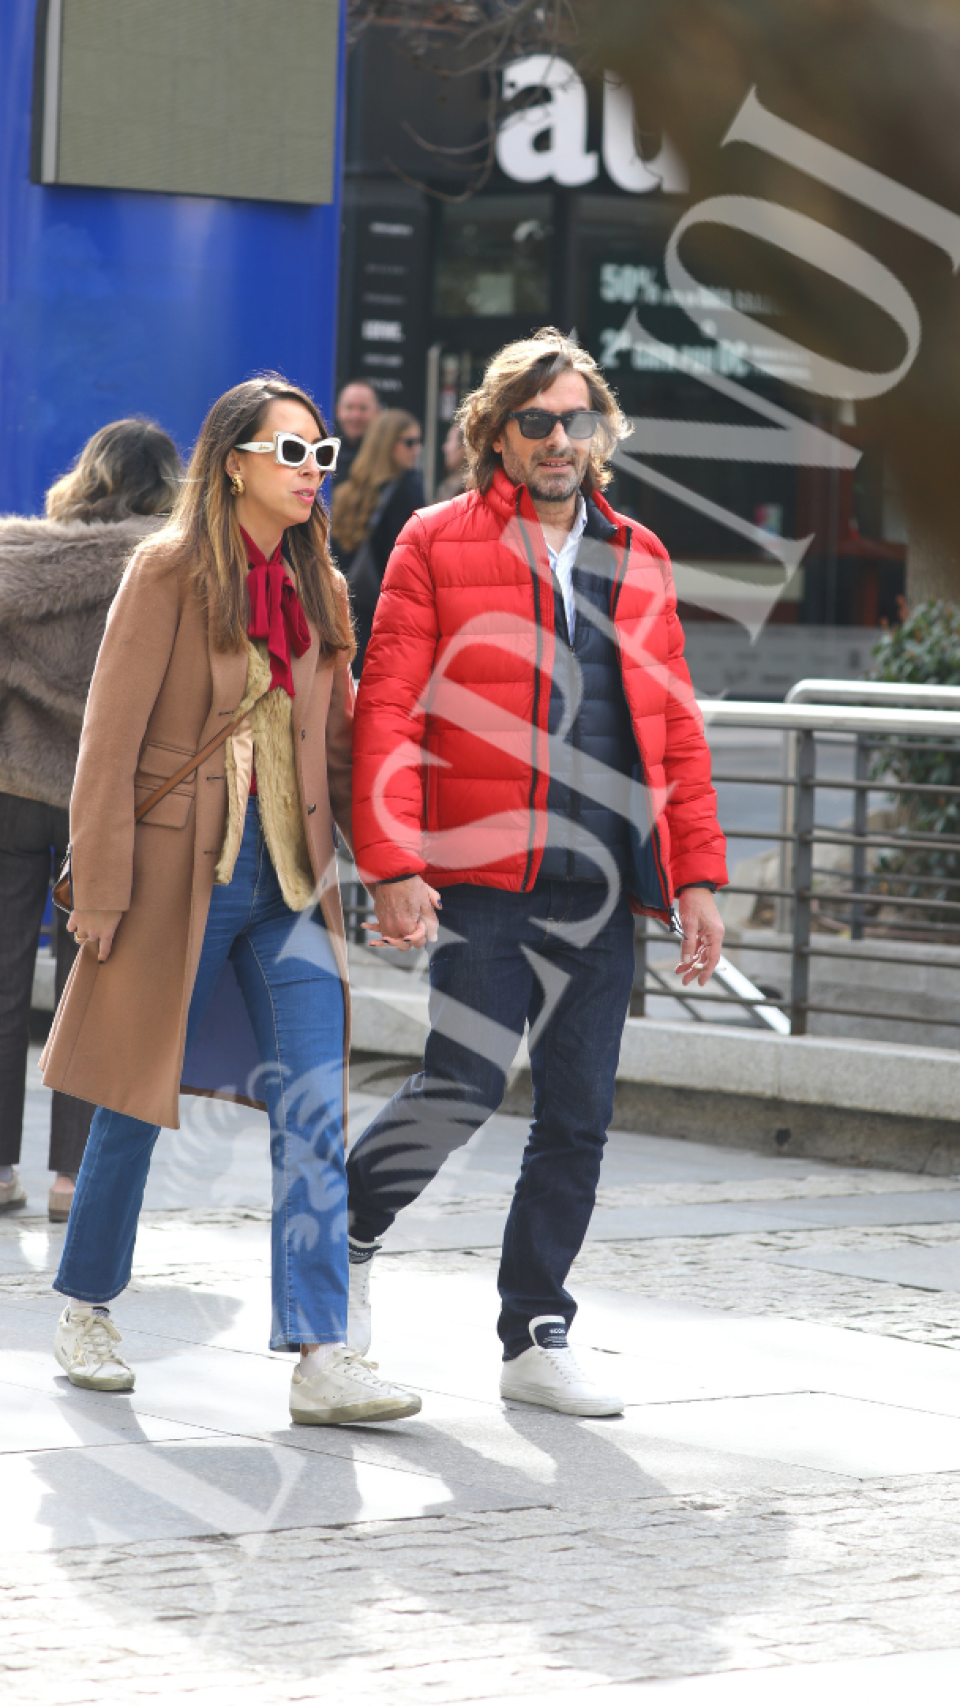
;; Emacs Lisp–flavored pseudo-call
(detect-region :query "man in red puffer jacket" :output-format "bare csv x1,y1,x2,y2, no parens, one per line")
346,329,728,1416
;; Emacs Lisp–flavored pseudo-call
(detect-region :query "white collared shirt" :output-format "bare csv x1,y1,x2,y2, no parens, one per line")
545,494,587,641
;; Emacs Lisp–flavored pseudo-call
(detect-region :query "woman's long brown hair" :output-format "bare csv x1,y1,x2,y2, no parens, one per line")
149,375,354,658
330,408,417,553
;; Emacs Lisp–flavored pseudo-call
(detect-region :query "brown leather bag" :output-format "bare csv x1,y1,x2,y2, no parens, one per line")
52,701,262,914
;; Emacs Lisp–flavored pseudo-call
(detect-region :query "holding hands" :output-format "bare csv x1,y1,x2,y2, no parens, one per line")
365,876,442,951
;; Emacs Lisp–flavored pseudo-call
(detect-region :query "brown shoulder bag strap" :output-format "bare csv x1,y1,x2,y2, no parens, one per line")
53,694,266,913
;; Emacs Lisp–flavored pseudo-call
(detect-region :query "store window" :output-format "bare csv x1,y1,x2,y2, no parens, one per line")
576,196,905,628
434,196,553,318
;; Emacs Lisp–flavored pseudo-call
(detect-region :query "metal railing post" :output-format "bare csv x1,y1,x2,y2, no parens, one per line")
423,343,441,503
790,728,816,1036
777,728,797,935
851,733,869,941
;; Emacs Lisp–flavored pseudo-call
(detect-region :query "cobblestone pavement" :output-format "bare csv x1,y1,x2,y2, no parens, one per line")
4,1477,960,1706
5,1057,960,1702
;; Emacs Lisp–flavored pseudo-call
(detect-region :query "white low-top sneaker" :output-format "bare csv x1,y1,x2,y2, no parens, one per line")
0,1170,27,1213
54,1304,135,1392
290,1347,421,1426
500,1316,623,1417
346,1237,379,1355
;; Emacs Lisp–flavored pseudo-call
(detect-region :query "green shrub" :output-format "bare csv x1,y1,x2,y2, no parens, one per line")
871,602,960,928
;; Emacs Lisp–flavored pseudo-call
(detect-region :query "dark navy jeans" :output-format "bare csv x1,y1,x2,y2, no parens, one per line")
55,799,347,1352
347,880,636,1358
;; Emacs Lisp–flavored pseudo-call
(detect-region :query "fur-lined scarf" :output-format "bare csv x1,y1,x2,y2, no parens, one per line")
0,514,162,809
215,641,315,911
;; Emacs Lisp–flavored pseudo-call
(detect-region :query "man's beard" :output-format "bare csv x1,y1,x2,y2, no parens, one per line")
526,458,583,502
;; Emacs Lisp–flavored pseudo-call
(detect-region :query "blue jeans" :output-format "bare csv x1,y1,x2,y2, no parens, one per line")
346,880,636,1358
55,800,347,1352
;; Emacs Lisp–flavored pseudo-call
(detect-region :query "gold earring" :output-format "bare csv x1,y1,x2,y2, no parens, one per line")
229,472,245,497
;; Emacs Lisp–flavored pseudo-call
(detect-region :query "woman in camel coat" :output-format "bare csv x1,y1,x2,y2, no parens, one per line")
41,375,419,1429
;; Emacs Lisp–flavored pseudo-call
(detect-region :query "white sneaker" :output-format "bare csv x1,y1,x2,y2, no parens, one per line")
0,1170,27,1213
54,1304,135,1392
290,1347,421,1425
500,1316,623,1417
347,1237,379,1355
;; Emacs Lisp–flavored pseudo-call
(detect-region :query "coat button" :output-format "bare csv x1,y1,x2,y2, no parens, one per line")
307,804,316,816
300,728,306,741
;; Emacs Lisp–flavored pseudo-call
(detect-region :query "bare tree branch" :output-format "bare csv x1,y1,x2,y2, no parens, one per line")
346,0,587,198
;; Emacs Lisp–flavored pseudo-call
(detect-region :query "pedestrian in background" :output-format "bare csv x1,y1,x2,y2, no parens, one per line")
41,374,420,1428
330,408,424,673
331,379,381,491
435,421,468,501
0,418,180,1223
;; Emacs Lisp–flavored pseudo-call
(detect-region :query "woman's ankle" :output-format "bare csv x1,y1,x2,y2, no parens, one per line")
298,1342,345,1373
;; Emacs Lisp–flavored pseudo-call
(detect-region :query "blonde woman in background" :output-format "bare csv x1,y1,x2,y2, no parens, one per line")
330,408,423,672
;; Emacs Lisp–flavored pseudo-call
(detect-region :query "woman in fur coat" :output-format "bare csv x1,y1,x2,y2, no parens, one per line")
41,375,420,1428
0,418,180,1222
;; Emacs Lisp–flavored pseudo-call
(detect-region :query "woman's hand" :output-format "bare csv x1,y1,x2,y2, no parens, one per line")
364,877,441,950
66,910,123,963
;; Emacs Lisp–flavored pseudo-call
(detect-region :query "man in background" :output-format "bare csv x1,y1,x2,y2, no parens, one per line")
332,380,381,490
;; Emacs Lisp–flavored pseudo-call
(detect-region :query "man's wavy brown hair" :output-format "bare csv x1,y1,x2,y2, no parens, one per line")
456,328,629,497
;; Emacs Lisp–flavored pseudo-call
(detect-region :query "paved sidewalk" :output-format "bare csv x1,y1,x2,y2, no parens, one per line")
4,1048,960,1702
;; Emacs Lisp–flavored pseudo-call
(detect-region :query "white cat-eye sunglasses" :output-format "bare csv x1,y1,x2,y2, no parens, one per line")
235,430,341,471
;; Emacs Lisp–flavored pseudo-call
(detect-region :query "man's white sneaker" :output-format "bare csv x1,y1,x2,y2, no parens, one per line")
0,1169,27,1213
347,1236,379,1355
54,1304,135,1392
500,1317,623,1417
290,1347,421,1425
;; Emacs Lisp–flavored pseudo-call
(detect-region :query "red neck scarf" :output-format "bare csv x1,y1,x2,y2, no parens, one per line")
241,527,311,697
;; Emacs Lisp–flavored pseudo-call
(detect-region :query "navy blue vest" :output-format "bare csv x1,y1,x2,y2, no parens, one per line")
538,500,641,886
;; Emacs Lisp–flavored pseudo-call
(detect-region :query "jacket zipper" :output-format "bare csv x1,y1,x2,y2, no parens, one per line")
517,491,544,891
561,571,582,882
610,527,671,915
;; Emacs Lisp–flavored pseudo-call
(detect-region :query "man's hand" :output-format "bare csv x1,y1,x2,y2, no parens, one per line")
364,876,442,951
674,888,725,987
66,909,122,964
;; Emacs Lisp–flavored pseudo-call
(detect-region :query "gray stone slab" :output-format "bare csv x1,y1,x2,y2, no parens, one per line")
381,1189,960,1251
774,1241,960,1293
261,1387,852,1504
0,1370,213,1454
0,1217,66,1274
568,1284,960,1423
620,1390,960,1478
0,1432,535,1554
777,1191,960,1229
522,1646,960,1704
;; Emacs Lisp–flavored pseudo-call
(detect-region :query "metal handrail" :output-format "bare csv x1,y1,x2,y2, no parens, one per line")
699,699,960,737
785,678,960,710
342,691,960,1046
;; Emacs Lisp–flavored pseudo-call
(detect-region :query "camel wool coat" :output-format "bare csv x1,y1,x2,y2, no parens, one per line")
40,542,354,1130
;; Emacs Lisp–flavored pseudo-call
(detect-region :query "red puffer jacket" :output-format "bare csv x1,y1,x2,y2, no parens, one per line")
352,468,727,917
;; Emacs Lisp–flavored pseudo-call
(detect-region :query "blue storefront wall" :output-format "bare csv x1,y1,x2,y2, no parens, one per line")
0,2,346,518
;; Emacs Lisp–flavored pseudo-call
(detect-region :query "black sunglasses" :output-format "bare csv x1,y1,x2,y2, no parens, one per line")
506,409,603,440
